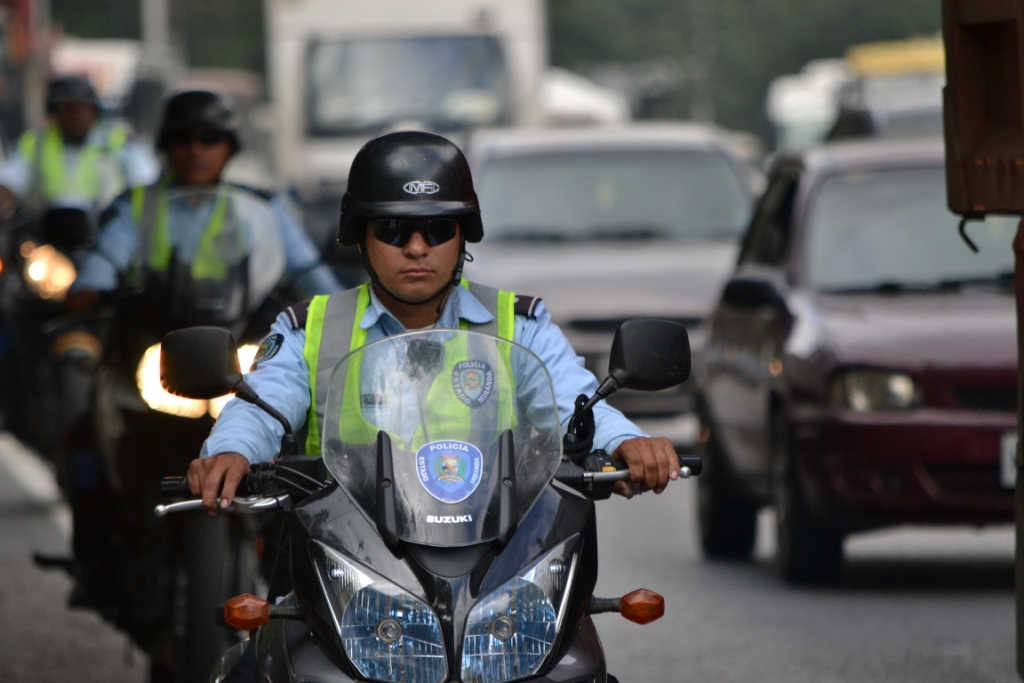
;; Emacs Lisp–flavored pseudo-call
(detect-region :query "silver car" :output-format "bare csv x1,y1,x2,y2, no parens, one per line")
464,124,760,450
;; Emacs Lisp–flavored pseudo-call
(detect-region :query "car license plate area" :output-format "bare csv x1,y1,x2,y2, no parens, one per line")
1001,431,1017,489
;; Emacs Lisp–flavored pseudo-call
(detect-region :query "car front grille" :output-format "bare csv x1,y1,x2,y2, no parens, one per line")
953,386,1017,413
924,463,1008,496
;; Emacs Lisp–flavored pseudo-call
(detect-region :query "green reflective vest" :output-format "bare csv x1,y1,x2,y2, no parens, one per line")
19,123,129,202
131,180,231,281
302,280,517,455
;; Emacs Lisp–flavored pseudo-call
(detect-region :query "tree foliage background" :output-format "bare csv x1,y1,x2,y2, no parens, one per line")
52,0,941,138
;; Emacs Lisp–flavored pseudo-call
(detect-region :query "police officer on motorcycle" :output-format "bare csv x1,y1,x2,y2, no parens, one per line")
59,92,342,659
0,75,158,214
189,131,681,511
67,89,341,309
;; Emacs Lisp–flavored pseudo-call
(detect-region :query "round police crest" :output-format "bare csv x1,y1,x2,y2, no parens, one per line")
452,360,494,408
250,333,284,370
415,440,484,504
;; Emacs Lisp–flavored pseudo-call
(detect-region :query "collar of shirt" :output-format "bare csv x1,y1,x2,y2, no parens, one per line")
360,284,493,337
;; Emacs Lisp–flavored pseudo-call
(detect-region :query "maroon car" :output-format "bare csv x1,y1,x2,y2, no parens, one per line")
694,138,1016,584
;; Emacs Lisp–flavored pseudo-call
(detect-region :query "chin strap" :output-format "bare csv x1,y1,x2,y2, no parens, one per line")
359,236,468,311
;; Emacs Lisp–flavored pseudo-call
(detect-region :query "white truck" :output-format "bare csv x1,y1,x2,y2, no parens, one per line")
263,0,547,248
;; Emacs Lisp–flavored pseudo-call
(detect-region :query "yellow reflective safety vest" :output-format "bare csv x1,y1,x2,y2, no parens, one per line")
131,179,231,281
19,123,129,202
302,280,517,455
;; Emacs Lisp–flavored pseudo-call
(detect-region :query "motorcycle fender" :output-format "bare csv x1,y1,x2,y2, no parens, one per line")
254,615,608,683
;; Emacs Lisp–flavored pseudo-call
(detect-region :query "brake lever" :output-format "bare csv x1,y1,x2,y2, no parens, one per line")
154,493,290,518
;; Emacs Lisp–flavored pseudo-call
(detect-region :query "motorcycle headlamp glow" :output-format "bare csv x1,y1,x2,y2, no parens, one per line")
22,242,75,301
461,534,581,683
311,541,447,683
135,343,258,418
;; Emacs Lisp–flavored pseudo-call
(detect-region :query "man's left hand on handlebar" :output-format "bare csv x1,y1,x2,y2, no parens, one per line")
612,436,679,497
187,452,250,513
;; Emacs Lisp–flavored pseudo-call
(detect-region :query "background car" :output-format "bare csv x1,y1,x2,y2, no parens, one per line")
694,137,1017,583
464,123,761,450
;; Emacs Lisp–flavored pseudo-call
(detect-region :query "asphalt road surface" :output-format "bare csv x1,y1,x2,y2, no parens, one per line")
0,433,1014,682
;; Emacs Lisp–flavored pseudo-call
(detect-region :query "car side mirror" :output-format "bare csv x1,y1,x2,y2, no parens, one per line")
160,327,242,399
608,319,691,392
42,208,92,254
721,277,786,310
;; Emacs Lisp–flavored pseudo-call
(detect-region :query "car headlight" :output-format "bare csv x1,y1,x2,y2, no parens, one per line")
461,534,581,683
136,343,258,418
830,369,922,412
310,541,447,683
22,242,75,301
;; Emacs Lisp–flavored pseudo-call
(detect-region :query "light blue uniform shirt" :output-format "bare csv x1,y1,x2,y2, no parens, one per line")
201,285,646,463
0,122,159,208
71,183,341,299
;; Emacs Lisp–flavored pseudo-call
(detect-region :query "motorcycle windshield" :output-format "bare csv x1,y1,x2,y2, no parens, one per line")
158,186,285,320
322,330,562,547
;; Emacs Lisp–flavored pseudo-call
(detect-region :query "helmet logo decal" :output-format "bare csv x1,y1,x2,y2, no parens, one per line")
404,180,440,195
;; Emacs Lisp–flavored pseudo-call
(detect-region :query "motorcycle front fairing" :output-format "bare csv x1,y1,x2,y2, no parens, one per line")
256,330,609,683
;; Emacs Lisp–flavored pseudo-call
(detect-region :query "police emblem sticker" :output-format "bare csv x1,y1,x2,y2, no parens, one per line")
415,440,484,504
452,360,494,408
250,333,284,370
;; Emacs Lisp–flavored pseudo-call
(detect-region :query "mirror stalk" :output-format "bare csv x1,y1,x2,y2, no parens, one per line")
233,380,299,457
583,376,619,412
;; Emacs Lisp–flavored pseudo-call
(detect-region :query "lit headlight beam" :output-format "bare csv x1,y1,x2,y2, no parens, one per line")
136,343,259,418
23,243,76,301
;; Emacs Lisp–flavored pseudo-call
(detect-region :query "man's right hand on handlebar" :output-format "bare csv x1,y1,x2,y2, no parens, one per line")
187,452,250,513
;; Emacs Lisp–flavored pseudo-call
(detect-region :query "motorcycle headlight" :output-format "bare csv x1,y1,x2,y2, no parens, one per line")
461,534,581,683
136,343,258,418
311,541,447,683
830,369,922,412
22,242,75,301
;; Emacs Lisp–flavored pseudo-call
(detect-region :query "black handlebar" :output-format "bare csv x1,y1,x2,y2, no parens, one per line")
678,456,702,476
160,477,191,498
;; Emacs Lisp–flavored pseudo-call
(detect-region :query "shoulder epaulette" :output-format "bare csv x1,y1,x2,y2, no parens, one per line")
285,300,311,330
227,181,275,201
513,295,541,319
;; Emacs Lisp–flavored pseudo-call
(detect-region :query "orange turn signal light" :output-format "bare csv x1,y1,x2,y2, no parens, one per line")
225,593,271,630
620,588,665,625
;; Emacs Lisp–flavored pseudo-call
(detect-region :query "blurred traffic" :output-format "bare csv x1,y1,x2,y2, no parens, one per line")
0,0,1012,682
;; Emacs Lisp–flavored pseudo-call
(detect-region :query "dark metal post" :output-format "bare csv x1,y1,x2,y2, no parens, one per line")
1016,221,1024,680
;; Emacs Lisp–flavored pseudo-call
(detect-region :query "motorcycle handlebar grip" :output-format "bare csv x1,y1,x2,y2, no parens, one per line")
160,477,192,498
677,456,702,476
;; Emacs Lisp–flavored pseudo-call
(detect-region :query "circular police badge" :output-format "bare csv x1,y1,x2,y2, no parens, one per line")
250,333,284,370
416,440,484,504
452,360,494,408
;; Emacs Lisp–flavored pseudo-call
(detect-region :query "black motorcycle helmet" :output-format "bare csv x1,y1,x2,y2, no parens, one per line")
156,90,240,153
339,131,483,306
46,75,99,113
338,131,483,246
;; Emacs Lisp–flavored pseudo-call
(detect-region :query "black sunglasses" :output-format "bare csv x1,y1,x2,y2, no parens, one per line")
168,129,229,148
370,218,459,248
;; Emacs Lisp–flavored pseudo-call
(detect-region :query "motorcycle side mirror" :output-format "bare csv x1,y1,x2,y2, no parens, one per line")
41,208,92,254
160,327,300,456
160,327,243,399
586,319,690,409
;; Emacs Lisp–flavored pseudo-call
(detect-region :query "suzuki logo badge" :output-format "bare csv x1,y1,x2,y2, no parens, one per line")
403,180,440,195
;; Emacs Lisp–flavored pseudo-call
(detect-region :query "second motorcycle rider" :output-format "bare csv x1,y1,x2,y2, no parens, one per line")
63,90,342,683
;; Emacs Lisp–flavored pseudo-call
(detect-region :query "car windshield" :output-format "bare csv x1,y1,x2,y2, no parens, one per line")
805,166,1016,292
321,330,562,548
307,36,508,135
477,150,751,241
